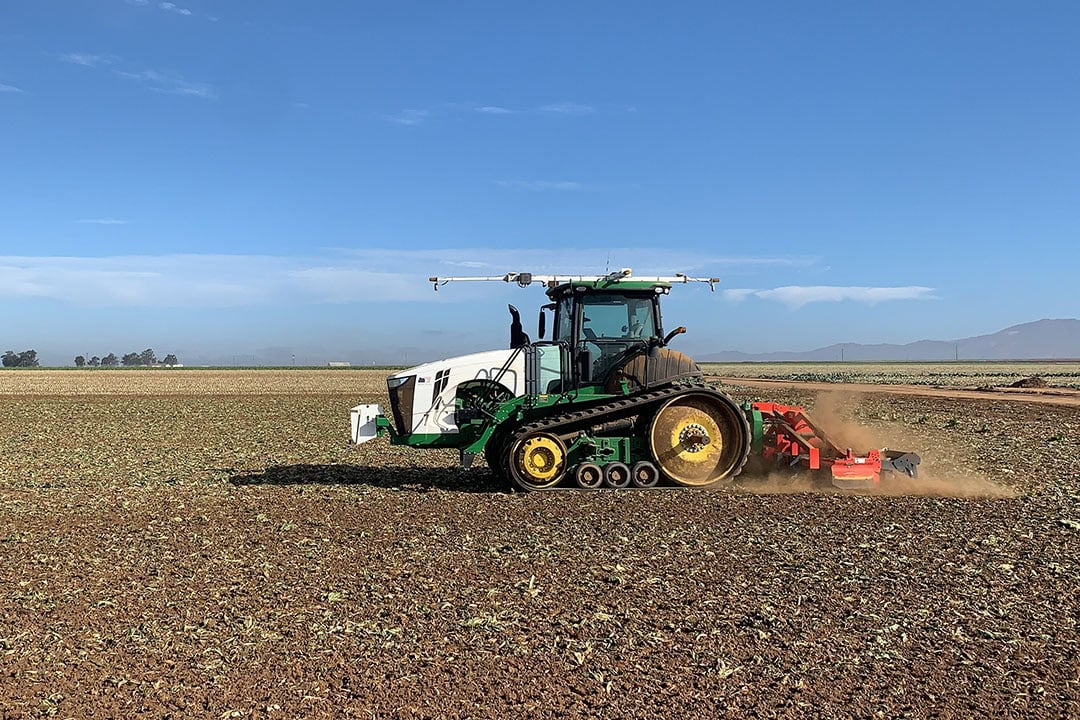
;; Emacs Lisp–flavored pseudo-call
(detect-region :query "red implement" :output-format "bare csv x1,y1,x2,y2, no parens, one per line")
749,402,916,489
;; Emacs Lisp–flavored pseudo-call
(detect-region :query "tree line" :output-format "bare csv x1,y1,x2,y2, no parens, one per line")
1,348,181,368
74,349,179,367
2,350,39,367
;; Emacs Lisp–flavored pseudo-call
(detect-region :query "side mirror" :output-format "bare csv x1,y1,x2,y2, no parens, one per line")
662,326,686,346
538,303,555,340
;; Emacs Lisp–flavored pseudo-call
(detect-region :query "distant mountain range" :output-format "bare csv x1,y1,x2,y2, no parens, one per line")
700,319,1080,362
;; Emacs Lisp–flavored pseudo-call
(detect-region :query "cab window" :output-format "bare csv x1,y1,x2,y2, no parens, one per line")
554,296,574,342
581,294,656,340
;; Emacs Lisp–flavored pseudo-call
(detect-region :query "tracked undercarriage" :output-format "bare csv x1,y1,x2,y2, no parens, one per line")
486,382,751,490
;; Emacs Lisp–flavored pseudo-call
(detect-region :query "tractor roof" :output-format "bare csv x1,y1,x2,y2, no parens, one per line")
544,277,672,299
428,268,720,294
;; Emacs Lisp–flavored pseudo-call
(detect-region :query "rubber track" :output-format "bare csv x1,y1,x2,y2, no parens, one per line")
500,382,752,491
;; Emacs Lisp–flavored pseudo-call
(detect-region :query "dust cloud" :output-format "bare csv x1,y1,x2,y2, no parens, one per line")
809,390,883,453
735,464,1015,499
868,468,1016,499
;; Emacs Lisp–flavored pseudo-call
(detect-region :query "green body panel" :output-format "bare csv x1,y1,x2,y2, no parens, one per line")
565,434,635,465
375,416,459,450
389,384,620,454
388,432,468,449
743,401,765,456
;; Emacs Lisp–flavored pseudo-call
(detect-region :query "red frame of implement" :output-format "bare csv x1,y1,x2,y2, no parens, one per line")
750,402,883,486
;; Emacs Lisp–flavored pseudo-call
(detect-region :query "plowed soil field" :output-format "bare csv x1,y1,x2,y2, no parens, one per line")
0,370,1077,719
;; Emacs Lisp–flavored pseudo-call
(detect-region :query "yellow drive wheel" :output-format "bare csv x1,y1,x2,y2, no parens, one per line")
508,432,567,491
649,391,750,487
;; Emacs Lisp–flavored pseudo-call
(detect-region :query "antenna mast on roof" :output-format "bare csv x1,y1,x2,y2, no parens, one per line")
428,268,721,291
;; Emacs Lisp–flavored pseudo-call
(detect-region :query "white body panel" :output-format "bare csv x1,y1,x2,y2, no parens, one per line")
350,403,383,444
392,348,525,437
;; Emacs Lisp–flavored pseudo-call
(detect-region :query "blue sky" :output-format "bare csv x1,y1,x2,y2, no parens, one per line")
1,1,1077,365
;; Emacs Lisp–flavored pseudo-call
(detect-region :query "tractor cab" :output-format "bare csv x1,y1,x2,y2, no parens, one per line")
485,271,706,397
540,281,669,391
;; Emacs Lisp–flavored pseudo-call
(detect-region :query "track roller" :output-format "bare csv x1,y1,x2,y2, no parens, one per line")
631,460,660,488
574,462,603,489
508,432,567,491
603,462,631,488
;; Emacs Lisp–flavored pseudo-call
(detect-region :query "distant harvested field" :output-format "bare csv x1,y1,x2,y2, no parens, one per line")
700,361,1080,389
0,369,1077,718
0,368,383,396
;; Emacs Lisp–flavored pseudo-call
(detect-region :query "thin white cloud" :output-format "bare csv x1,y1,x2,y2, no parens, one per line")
384,109,429,126
474,102,598,116
411,101,618,123
77,219,129,225
116,69,215,99
711,257,818,267
287,267,422,303
0,83,25,93
158,1,192,15
339,247,816,275
539,102,595,115
494,180,649,192
722,289,757,301
128,0,217,21
0,255,398,307
127,0,192,15
723,285,936,308
60,53,117,67
495,180,591,191
66,54,212,98
0,250,823,308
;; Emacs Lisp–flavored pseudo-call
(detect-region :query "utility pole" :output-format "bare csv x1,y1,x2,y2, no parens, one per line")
840,346,844,362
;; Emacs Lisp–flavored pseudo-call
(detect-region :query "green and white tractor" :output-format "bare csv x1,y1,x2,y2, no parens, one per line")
350,269,920,491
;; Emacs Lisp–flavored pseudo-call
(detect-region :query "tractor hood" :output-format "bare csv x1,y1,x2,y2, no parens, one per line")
388,348,517,386
386,348,526,437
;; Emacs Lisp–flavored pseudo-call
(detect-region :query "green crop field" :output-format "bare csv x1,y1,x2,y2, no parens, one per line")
700,361,1080,389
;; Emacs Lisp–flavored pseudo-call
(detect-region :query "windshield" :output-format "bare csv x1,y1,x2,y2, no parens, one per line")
581,294,656,341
